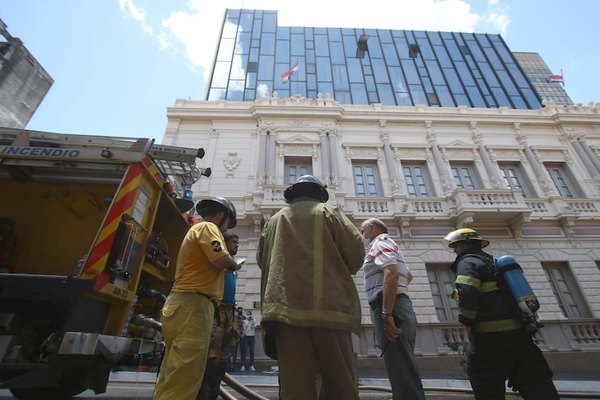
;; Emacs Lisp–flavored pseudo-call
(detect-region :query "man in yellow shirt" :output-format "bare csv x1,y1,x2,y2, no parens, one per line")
153,197,242,400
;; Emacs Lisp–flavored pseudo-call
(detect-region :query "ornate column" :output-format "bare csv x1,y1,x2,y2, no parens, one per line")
265,131,277,185
514,123,556,196
426,121,453,194
580,140,600,174
470,122,501,189
380,127,400,193
319,130,331,185
256,129,268,187
328,130,340,188
197,128,219,194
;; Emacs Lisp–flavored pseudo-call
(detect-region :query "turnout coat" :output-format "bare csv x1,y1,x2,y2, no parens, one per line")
257,199,365,335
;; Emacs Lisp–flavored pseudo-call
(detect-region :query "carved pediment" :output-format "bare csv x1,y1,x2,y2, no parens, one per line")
278,134,319,144
442,140,476,149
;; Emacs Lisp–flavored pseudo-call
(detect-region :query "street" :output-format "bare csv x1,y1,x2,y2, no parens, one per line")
1,382,593,400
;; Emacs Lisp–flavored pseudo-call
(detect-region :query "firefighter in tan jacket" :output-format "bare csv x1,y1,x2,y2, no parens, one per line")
257,175,365,400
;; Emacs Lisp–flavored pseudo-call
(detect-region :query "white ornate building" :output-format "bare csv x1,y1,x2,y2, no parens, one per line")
162,96,600,372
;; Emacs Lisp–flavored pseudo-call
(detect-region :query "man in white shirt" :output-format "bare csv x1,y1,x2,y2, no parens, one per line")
360,218,425,400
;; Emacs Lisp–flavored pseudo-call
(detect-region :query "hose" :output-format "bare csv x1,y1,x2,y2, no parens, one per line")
221,373,270,400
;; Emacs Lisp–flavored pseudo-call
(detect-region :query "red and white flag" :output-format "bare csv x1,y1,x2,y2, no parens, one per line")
548,74,564,83
281,64,298,83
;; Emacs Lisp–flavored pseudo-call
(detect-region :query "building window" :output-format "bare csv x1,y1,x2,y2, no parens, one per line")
408,43,420,59
450,163,479,189
403,163,432,197
353,162,380,197
284,157,312,185
542,262,591,319
426,92,440,106
426,264,459,322
499,163,533,198
545,163,578,198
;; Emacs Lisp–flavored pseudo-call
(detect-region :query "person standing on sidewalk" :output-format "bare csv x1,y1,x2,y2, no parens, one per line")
257,175,365,400
153,197,242,400
240,310,257,371
360,218,426,400
230,307,245,370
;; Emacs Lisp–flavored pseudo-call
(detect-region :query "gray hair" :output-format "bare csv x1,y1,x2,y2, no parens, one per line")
361,218,388,233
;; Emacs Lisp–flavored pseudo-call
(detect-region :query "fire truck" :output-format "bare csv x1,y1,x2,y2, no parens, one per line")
0,127,209,399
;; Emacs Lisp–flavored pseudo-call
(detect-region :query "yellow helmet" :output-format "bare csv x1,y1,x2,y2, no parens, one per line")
443,228,489,249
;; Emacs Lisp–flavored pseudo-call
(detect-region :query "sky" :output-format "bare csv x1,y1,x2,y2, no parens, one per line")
2,0,600,142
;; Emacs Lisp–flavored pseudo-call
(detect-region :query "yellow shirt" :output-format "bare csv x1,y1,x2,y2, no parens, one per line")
172,221,229,299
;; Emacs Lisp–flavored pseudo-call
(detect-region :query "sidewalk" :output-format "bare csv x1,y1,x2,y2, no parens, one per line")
109,369,600,395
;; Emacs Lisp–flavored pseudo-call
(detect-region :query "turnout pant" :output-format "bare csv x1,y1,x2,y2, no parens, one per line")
467,330,559,400
274,322,360,400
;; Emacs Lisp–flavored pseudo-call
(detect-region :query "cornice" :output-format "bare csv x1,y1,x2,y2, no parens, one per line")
166,99,600,128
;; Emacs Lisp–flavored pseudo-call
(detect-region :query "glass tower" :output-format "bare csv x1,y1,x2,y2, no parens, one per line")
513,52,573,106
207,9,542,109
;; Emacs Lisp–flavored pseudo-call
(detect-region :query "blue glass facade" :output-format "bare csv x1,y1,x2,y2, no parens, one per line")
207,9,542,109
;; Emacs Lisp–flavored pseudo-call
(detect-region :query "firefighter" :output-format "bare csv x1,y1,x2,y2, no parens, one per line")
443,228,559,400
257,175,365,400
154,197,242,400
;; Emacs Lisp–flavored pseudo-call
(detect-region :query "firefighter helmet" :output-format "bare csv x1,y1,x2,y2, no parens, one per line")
195,197,237,228
443,228,489,249
284,175,329,203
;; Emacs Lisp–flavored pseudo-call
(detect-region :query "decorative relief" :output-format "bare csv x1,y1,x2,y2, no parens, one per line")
537,176,555,195
472,149,482,164
470,122,483,143
282,144,314,155
392,148,427,159
533,149,568,162
223,152,241,177
424,120,435,142
440,174,453,192
293,119,306,127
424,148,433,163
488,149,522,160
343,146,382,160
443,149,474,159
489,176,503,189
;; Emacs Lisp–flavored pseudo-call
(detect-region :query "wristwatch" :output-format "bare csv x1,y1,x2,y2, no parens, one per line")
381,311,392,320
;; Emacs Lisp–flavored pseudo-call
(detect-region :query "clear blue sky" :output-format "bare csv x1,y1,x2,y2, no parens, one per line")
2,0,599,142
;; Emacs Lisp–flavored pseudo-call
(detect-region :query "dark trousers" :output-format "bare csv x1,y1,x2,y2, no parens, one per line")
196,360,226,400
371,295,426,400
241,335,255,367
467,330,559,400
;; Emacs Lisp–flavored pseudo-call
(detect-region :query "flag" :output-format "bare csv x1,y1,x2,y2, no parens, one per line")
548,74,564,83
281,64,298,83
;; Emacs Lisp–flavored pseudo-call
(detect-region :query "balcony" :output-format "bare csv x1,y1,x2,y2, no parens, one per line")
253,187,600,231
450,189,532,226
362,318,600,357
526,198,600,220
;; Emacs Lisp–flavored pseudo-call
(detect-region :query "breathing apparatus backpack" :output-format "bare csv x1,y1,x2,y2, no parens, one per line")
495,255,543,334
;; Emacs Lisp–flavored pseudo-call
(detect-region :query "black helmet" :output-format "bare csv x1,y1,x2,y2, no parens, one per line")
195,197,237,228
284,175,329,203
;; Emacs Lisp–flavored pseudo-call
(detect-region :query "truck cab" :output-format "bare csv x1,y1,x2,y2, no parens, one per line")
0,127,208,399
